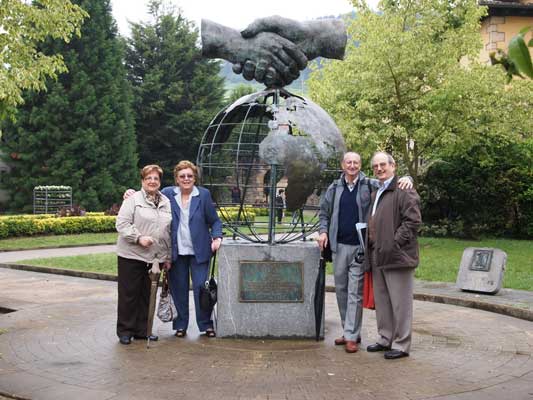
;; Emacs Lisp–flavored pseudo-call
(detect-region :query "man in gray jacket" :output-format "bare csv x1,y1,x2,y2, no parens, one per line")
318,152,411,353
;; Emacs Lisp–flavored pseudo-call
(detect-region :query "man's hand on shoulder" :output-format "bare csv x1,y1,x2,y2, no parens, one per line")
123,188,136,200
398,177,413,190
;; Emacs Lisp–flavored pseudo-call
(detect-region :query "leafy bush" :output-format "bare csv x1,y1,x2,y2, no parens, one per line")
0,215,116,239
421,140,533,239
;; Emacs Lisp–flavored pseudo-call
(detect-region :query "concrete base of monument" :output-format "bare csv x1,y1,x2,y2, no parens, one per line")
217,240,324,339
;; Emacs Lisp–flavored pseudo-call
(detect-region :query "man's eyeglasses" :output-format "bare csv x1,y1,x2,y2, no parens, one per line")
372,162,389,170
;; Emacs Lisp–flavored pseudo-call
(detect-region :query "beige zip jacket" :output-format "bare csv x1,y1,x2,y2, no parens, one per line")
116,189,172,263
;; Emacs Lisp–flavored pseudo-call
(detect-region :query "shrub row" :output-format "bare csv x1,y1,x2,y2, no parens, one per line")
0,216,116,239
219,206,268,217
0,208,260,239
218,207,256,222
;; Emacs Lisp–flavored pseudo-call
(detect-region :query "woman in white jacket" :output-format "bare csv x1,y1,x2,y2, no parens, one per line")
115,165,172,345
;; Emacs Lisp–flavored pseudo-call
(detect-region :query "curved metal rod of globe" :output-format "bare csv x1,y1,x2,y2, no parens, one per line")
201,17,347,88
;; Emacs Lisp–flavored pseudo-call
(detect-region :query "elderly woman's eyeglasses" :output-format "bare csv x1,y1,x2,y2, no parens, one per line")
178,174,194,180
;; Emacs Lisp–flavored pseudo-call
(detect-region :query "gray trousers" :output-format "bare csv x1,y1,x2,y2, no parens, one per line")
333,243,364,341
373,267,415,353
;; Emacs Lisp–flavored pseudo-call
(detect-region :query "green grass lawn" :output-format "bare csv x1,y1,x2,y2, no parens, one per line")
13,236,533,291
18,253,118,275
0,233,118,251
417,237,533,291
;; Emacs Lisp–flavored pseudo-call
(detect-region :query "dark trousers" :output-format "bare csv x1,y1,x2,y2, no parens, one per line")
116,256,151,338
276,208,283,223
168,255,213,332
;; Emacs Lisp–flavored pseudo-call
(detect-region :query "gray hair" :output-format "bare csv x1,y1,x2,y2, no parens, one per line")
371,151,395,167
342,151,362,163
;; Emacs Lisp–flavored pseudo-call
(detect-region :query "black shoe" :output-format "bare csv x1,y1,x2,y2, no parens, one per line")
119,336,132,345
384,349,409,359
133,334,158,341
366,343,391,352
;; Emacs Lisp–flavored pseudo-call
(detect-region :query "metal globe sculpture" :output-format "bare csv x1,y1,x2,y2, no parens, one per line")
197,88,346,244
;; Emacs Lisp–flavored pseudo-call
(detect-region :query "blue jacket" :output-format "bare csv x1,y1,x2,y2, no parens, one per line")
161,185,223,264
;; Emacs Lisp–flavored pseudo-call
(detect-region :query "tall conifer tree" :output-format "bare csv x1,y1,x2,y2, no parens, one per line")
1,0,137,211
125,0,225,185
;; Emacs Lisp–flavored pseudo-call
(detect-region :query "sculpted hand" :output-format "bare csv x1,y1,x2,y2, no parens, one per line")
242,16,309,46
201,19,307,87
233,32,307,86
123,188,136,200
242,16,347,60
234,16,347,81
317,232,328,251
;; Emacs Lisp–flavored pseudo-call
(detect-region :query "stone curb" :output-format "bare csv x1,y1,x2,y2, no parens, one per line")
1,262,532,323
0,390,31,400
413,292,533,322
0,263,117,282
0,242,115,252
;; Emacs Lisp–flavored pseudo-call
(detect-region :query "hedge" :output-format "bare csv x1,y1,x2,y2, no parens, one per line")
0,216,116,239
0,208,261,239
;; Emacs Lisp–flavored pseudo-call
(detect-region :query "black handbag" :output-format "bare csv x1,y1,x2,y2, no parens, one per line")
199,251,217,312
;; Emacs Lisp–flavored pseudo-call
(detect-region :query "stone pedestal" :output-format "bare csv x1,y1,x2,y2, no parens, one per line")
217,241,323,338
456,247,506,294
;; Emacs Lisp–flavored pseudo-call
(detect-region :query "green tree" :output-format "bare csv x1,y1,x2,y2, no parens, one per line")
422,136,533,238
0,0,87,123
0,0,137,211
125,0,225,185
308,0,492,182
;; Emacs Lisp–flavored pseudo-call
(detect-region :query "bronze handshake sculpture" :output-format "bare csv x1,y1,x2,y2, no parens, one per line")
201,16,347,88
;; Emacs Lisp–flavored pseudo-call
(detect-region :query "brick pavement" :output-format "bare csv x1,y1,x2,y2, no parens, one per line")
1,268,533,400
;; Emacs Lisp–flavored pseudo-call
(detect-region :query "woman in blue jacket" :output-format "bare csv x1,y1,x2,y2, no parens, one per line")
161,160,222,338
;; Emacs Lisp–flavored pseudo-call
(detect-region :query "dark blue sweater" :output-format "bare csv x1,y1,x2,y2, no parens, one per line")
337,184,359,245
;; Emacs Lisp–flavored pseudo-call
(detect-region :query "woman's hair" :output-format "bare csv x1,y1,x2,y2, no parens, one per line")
173,160,198,181
140,164,163,180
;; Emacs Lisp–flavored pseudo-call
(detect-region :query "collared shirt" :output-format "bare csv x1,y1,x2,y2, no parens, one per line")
371,176,394,216
344,175,359,192
174,186,200,255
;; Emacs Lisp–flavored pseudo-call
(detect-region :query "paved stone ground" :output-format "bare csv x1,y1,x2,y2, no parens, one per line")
1,268,533,400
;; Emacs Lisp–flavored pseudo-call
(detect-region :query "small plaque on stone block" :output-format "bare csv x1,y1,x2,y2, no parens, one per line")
456,247,506,294
239,261,303,302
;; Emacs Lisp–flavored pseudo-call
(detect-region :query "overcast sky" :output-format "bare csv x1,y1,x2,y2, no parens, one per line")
110,0,360,35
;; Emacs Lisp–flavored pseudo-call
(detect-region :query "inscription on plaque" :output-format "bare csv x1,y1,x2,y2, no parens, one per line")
239,261,303,302
469,249,493,272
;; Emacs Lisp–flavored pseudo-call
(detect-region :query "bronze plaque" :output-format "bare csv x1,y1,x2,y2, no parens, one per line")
239,261,304,302
469,249,493,272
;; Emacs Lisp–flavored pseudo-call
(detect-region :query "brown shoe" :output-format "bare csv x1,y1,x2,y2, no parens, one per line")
334,336,347,345
335,336,361,345
345,340,358,353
